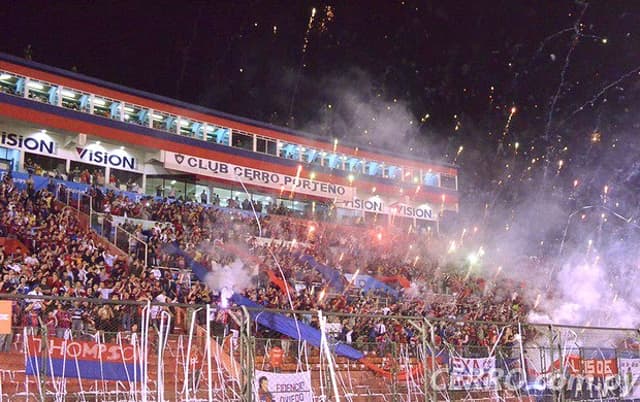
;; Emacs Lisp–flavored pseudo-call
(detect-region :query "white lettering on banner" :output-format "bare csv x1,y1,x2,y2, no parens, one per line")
338,198,435,221
254,370,312,402
1,131,56,155
28,337,136,363
76,147,136,170
164,151,355,201
619,358,640,398
449,357,497,390
582,359,616,376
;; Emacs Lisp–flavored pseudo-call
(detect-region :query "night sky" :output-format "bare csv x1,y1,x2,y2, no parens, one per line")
3,1,640,245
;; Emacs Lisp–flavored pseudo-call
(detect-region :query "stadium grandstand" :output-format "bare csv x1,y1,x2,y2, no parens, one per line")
0,53,638,402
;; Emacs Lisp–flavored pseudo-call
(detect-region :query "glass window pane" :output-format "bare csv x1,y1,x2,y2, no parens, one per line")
232,131,253,151
256,138,267,153
440,174,457,189
266,140,277,155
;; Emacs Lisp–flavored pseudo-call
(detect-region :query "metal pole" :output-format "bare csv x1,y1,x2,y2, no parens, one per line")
144,241,149,268
206,304,213,402
241,306,254,402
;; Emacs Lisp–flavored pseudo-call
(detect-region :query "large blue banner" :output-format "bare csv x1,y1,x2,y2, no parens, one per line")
167,243,365,360
25,336,141,382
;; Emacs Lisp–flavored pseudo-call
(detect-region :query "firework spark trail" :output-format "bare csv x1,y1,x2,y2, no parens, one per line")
301,7,317,55
566,64,640,118
501,106,517,139
543,2,589,142
288,7,318,120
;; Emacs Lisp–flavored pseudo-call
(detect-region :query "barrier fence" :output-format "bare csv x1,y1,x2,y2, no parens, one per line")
0,293,638,402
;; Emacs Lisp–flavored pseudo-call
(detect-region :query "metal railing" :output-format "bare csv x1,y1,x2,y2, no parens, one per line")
0,293,639,401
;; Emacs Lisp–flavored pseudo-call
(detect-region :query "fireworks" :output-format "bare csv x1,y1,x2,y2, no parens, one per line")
301,8,317,55
534,294,542,309
289,165,303,198
454,145,464,163
501,105,517,139
301,6,334,55
318,288,326,303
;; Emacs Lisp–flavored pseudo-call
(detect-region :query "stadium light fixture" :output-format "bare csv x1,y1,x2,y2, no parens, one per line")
0,74,11,80
27,81,44,90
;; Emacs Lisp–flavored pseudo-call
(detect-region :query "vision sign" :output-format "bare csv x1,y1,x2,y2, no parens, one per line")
1,131,56,155
76,147,136,170
339,197,435,221
164,151,355,201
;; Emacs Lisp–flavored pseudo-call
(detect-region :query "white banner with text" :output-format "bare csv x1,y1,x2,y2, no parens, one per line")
254,370,312,402
164,151,354,201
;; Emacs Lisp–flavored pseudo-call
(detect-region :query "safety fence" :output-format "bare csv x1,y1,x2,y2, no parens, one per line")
0,294,639,401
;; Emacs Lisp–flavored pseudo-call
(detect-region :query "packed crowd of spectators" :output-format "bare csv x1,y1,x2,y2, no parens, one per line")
81,177,530,355
0,170,530,358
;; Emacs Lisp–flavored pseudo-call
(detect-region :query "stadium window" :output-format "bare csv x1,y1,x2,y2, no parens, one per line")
124,103,149,126
178,119,195,137
279,142,299,160
423,172,439,187
384,165,399,179
111,169,143,191
24,153,66,176
92,97,111,118
256,136,277,155
231,130,254,151
215,127,230,145
402,168,414,182
347,158,363,173
60,88,83,111
145,177,164,196
109,101,122,120
306,148,321,165
0,72,19,95
26,79,49,103
440,173,457,190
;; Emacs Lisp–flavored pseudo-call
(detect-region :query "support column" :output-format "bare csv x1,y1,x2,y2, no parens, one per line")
105,166,111,187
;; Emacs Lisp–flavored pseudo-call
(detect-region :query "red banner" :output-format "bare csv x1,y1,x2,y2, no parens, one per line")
376,275,411,289
582,359,617,377
546,356,618,377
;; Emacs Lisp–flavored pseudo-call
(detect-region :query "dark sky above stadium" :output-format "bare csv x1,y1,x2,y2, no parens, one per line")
3,1,640,227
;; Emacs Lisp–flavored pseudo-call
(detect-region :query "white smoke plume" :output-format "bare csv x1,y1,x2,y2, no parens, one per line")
204,257,259,294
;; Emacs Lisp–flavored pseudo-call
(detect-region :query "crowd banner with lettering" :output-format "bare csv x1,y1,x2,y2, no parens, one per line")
619,358,640,399
576,358,619,400
449,356,497,390
164,151,355,201
25,336,140,381
5,170,144,202
254,369,312,402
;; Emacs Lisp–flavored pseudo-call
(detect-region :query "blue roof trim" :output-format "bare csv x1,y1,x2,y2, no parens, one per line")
0,52,455,168
0,93,457,197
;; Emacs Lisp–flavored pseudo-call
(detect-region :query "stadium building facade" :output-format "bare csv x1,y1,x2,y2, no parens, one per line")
0,53,458,228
